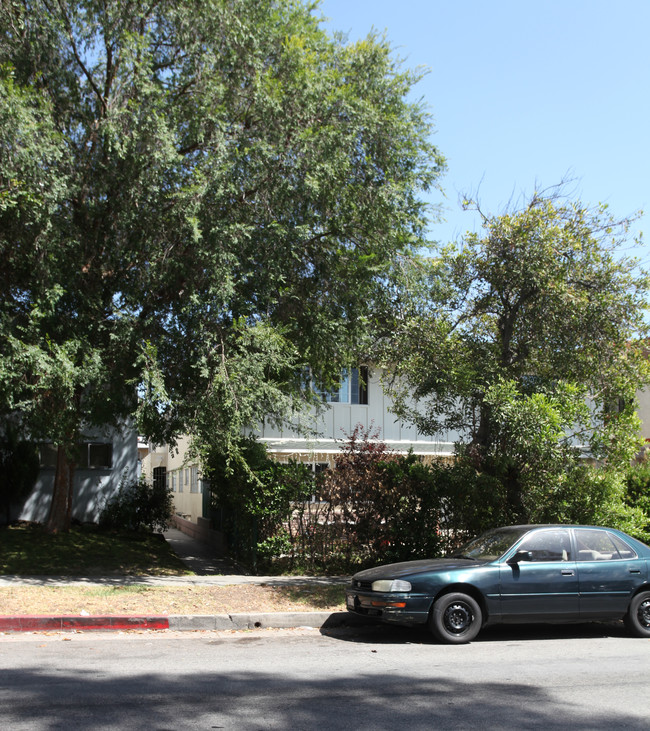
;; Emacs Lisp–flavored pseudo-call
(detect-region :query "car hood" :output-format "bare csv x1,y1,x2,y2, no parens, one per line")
353,558,486,581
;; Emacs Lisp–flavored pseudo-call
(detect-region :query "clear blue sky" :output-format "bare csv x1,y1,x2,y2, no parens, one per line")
316,0,649,264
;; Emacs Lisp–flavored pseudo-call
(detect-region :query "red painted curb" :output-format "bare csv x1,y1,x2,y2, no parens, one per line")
0,615,170,631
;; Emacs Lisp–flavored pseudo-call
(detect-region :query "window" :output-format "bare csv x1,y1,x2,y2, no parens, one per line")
517,529,572,562
38,442,112,469
171,471,177,492
153,466,167,492
190,466,199,493
38,443,58,469
87,443,112,469
575,529,637,561
321,367,369,405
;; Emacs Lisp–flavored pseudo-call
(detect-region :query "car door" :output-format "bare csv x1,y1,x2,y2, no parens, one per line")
499,528,580,621
574,528,646,619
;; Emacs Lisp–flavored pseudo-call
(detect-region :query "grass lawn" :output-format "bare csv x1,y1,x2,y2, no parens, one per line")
0,523,192,576
0,524,348,615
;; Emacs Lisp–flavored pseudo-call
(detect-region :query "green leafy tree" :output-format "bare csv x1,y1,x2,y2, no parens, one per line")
388,189,650,524
0,0,444,531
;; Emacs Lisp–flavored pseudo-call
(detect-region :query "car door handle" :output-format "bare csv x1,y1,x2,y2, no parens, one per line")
561,570,575,576
629,569,641,574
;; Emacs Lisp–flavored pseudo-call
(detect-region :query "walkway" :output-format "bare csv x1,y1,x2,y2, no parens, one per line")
162,527,247,576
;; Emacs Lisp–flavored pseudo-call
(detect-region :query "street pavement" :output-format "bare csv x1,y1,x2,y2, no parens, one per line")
3,622,648,729
0,527,356,633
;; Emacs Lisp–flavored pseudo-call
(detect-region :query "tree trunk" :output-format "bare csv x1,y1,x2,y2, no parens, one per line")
46,445,75,533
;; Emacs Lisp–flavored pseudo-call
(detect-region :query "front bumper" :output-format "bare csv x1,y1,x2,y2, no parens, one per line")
345,588,431,626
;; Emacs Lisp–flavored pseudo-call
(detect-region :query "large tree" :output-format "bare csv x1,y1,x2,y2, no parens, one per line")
388,189,650,523
0,0,444,531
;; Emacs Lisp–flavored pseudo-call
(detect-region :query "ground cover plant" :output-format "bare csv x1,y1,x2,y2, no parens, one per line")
0,523,191,576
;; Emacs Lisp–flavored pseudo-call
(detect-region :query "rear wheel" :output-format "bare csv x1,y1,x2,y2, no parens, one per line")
430,592,482,644
624,591,650,638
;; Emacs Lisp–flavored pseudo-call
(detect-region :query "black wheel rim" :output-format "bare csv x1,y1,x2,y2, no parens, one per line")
638,599,650,628
444,602,473,634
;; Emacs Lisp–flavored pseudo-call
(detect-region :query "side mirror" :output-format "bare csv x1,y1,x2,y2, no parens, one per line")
508,550,533,565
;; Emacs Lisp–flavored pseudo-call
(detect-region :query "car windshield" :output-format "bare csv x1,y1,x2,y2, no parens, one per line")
453,527,532,561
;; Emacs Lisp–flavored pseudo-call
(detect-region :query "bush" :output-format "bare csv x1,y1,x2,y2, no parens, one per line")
207,427,650,575
206,438,311,570
624,460,650,540
99,476,173,533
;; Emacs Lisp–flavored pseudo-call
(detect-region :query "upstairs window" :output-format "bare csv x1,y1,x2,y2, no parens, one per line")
321,367,369,405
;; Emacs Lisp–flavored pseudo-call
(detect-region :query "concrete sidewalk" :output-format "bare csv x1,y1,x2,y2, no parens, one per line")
0,527,357,633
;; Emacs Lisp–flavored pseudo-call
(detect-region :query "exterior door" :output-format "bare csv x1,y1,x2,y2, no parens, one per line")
499,528,580,621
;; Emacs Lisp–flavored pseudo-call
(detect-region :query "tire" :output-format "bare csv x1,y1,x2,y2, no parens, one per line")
430,592,482,644
624,590,650,638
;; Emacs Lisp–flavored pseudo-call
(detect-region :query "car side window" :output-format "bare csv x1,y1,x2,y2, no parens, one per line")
608,533,638,559
516,530,572,562
574,529,634,561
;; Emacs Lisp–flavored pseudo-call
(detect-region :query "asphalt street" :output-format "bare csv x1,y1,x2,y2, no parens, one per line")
1,622,649,729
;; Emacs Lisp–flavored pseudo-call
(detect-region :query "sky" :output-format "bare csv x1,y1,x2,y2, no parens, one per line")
316,0,650,264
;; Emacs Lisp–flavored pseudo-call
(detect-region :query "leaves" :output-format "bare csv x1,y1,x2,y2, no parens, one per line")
0,1,443,528
387,187,650,524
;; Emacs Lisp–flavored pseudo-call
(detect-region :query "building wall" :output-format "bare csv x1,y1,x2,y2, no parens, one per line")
19,423,138,524
255,368,460,461
141,435,204,523
146,374,650,528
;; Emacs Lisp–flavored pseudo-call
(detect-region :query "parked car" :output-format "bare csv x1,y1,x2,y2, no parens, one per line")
345,524,650,643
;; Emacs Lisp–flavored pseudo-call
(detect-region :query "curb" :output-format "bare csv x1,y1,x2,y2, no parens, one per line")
0,611,368,633
0,615,170,631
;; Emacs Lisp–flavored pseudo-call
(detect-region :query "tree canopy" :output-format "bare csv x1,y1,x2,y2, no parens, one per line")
0,0,444,530
388,189,650,523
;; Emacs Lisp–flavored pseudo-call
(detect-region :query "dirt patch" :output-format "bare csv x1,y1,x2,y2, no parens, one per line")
0,584,345,616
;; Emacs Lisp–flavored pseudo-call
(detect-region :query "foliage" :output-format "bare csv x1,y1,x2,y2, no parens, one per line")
210,424,650,573
206,438,311,569
387,188,650,522
0,0,443,531
0,425,40,524
624,458,650,537
218,427,442,573
99,477,174,534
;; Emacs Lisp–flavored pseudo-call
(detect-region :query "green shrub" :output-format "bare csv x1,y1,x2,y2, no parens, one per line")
206,438,311,569
623,460,650,539
99,476,173,533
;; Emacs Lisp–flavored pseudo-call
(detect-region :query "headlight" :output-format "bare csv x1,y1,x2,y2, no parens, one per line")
371,579,412,592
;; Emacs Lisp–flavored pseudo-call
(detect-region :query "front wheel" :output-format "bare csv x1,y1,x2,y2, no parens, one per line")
624,590,650,638
430,592,482,644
